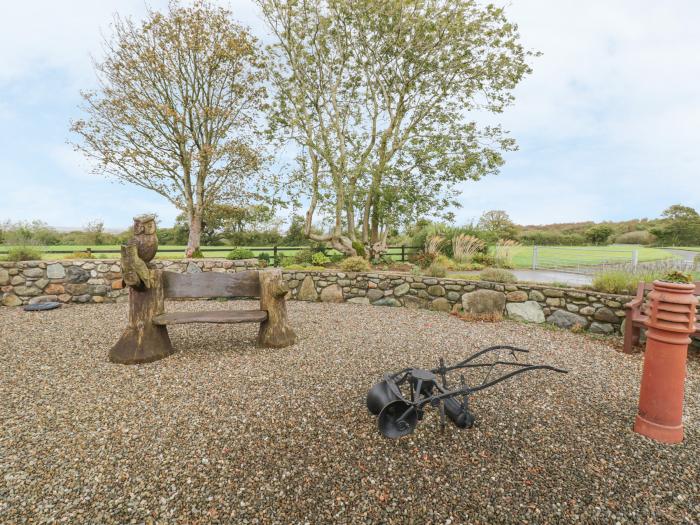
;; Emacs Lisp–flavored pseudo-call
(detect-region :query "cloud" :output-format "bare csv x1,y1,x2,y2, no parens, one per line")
1,0,699,228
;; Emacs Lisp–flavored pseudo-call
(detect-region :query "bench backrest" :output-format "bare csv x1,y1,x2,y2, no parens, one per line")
163,270,261,299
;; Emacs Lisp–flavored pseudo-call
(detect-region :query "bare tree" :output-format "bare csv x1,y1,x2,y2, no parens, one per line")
70,1,268,255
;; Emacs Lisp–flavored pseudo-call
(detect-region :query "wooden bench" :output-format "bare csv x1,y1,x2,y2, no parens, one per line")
110,265,297,364
623,281,700,353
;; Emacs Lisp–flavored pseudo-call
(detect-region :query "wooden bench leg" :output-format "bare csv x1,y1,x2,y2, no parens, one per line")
257,269,297,348
110,270,174,364
623,313,640,354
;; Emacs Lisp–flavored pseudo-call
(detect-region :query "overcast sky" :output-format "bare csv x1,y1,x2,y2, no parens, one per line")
1,1,698,230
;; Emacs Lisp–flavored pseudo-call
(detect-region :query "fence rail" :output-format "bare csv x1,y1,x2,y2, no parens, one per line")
0,245,422,263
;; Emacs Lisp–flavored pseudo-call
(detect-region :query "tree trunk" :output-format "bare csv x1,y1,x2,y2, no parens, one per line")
109,269,174,364
257,269,297,348
186,212,202,257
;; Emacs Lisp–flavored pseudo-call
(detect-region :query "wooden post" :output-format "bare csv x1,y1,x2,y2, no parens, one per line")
257,269,297,348
109,269,174,364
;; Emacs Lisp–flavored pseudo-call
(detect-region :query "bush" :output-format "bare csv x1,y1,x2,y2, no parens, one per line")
311,252,331,265
411,251,437,269
226,248,255,260
4,246,43,261
453,261,484,271
426,262,447,277
65,251,96,259
257,252,271,264
329,252,345,264
662,270,693,283
479,268,517,283
472,252,495,266
592,270,664,295
340,256,371,272
614,230,656,245
293,249,314,265
351,241,366,258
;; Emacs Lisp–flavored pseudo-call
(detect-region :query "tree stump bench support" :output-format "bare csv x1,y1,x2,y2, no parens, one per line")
109,214,297,364
110,268,297,364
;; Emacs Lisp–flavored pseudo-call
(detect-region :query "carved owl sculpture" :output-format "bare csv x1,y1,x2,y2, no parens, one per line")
132,214,158,263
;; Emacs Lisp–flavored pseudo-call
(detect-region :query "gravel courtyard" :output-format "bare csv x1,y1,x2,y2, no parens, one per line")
1,300,698,524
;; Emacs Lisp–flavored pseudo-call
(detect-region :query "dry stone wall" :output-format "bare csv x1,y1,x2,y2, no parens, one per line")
0,259,259,307
282,270,632,335
1,261,633,336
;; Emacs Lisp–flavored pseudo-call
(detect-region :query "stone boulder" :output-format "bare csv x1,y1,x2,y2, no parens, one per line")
393,283,410,297
297,276,318,301
0,269,9,286
431,297,451,312
547,309,588,329
593,307,618,323
2,294,22,307
506,290,528,303
65,266,90,284
506,301,545,323
320,284,343,303
590,322,614,335
347,297,369,305
461,289,505,316
46,263,65,279
372,297,401,307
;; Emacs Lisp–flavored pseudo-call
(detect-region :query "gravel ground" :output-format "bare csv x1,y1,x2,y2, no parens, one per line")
1,300,698,524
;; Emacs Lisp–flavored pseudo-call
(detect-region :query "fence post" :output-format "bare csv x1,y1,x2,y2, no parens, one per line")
273,245,278,267
632,249,639,270
532,246,538,270
401,244,406,262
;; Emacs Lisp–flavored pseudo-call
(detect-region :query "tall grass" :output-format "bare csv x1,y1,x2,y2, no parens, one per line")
591,270,665,295
425,234,446,255
494,239,520,268
452,234,485,263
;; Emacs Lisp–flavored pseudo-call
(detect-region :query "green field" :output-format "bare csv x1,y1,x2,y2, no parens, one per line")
670,246,700,252
502,245,676,269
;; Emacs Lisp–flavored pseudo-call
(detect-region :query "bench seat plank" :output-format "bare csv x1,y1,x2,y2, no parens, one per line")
153,310,268,325
163,270,261,299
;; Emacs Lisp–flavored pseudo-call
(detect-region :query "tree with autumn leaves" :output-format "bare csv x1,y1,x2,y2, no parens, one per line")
72,0,532,257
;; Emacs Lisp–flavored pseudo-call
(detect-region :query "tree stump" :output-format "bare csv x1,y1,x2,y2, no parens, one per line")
109,269,174,364
257,269,297,348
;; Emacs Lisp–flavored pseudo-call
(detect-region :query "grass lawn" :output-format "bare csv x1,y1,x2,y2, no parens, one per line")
502,245,676,269
670,246,700,252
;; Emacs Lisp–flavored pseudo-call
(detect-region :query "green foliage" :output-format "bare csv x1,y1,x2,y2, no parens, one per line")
472,252,496,266
352,241,366,258
614,230,656,245
329,253,345,264
592,270,664,295
226,248,256,260
517,230,587,246
4,246,43,262
662,270,693,284
479,268,517,283
257,252,271,264
282,215,308,246
477,210,518,242
650,204,700,246
426,263,447,278
411,251,437,269
189,248,204,259
339,256,371,272
311,252,331,265
585,225,613,245
293,249,313,265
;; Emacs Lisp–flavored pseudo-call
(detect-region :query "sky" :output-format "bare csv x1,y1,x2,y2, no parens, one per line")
0,0,698,230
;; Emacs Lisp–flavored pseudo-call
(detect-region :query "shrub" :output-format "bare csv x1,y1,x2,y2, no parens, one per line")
592,270,664,294
4,246,43,261
329,252,345,264
65,251,96,259
426,262,447,277
226,248,255,260
257,252,271,264
425,234,446,255
472,252,495,266
351,241,366,258
479,268,517,283
293,249,313,265
662,270,693,283
340,256,371,272
311,252,331,265
411,251,437,269
189,248,204,259
614,230,656,245
453,261,484,271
